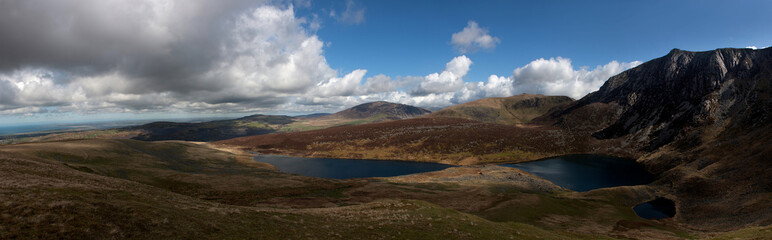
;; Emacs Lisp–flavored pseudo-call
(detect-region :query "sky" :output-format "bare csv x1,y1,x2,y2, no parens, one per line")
0,0,770,125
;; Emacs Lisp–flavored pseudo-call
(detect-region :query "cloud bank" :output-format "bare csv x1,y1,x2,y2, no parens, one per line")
0,0,640,117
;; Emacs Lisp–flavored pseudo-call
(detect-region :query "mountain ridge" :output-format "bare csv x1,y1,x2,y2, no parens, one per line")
220,47,772,230
538,47,772,229
323,101,432,120
430,94,573,124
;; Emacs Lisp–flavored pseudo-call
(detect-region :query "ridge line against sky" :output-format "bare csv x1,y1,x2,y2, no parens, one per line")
0,0,770,125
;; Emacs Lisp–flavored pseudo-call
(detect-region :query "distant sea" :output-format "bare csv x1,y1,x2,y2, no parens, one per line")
0,121,140,136
0,117,231,136
0,124,88,135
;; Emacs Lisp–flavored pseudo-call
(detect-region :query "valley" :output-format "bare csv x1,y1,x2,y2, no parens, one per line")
1,47,770,239
0,139,699,239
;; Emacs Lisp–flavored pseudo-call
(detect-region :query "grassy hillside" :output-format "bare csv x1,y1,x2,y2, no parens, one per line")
325,101,431,120
0,139,720,239
0,102,432,144
217,48,772,232
218,117,639,165
430,94,573,124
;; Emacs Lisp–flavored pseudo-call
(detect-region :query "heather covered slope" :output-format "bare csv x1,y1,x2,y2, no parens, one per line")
278,101,433,132
326,101,431,120
1,148,549,239
1,139,700,239
218,117,637,165
430,94,573,124
125,114,295,141
537,47,772,229
220,47,772,230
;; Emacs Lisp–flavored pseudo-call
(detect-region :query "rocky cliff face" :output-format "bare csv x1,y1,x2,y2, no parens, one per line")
586,48,771,151
543,47,772,229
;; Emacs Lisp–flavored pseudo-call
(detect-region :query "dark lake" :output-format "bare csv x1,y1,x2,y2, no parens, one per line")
634,198,676,220
500,154,655,192
252,154,453,179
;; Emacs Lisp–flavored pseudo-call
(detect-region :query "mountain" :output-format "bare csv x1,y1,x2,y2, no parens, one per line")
126,102,430,141
537,47,772,229
430,94,573,124
2,102,431,144
125,114,295,141
220,47,772,230
326,101,431,120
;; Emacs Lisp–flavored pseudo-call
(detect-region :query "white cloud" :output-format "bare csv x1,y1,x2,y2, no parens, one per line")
269,55,640,113
0,1,642,118
293,0,312,8
363,74,398,94
0,3,369,115
746,46,758,50
337,0,365,25
212,5,337,94
0,68,85,108
477,75,515,97
451,21,500,53
411,56,472,95
314,69,368,96
508,57,642,99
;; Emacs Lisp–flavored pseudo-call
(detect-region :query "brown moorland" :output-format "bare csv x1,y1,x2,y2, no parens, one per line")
0,139,711,239
218,48,772,231
217,117,639,165
429,94,574,124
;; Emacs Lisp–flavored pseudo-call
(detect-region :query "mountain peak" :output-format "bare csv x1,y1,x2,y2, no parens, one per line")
328,101,431,120
550,47,771,150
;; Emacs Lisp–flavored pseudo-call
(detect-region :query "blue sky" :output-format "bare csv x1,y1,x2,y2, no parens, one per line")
314,0,771,81
0,0,770,126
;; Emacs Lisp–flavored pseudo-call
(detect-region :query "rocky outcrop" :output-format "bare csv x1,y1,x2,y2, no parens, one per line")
595,48,768,149
542,47,772,229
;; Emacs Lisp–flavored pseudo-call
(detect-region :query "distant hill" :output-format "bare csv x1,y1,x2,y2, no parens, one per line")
128,102,431,142
430,94,573,124
325,101,431,120
124,114,295,141
294,113,332,118
1,102,432,144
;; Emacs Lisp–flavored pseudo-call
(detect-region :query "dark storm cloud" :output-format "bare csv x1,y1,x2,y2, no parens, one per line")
0,0,266,94
0,0,644,116
0,0,351,115
0,80,17,105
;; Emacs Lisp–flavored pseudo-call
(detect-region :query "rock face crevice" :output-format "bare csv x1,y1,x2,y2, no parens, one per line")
566,48,770,151
544,47,772,229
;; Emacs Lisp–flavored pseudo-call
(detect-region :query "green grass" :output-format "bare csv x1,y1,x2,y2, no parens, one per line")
339,113,390,126
237,121,272,129
0,139,707,239
709,226,772,240
289,186,349,199
278,123,327,132
479,193,594,223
